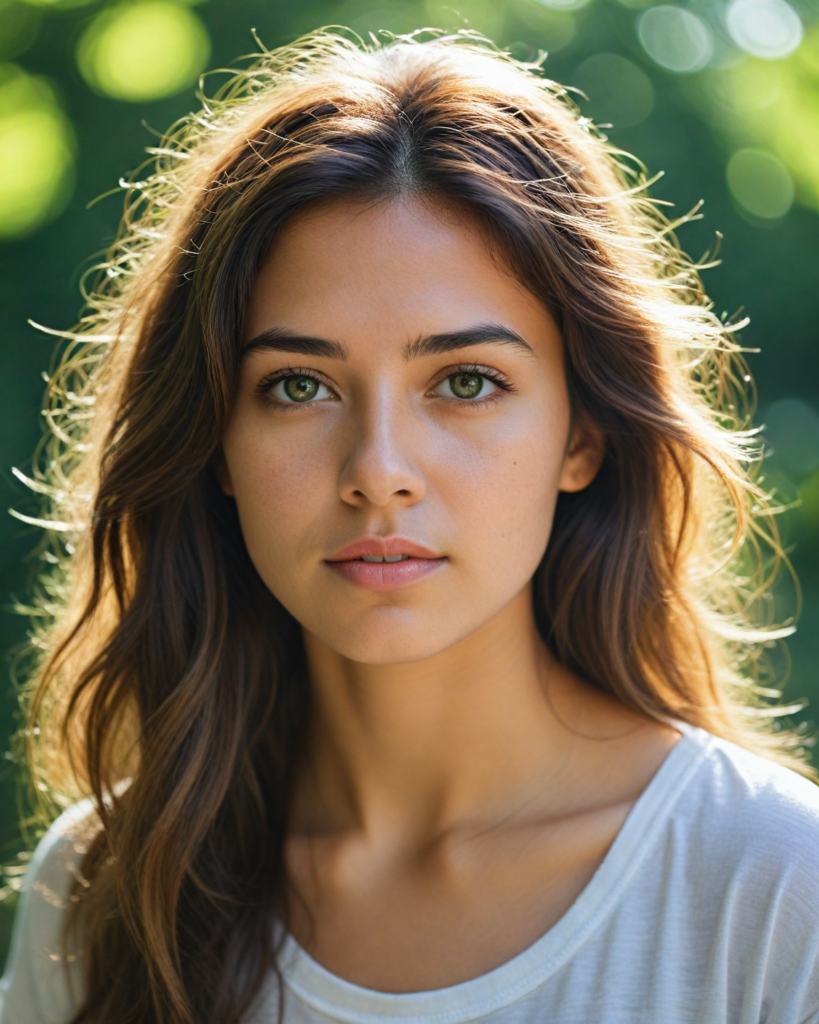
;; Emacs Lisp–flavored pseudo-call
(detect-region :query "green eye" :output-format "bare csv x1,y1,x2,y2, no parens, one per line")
449,372,484,399
267,373,334,405
284,376,318,402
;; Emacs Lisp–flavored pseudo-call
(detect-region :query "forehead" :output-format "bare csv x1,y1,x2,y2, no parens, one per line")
243,196,556,351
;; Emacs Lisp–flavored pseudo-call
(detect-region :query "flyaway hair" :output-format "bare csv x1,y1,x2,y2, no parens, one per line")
10,27,808,1024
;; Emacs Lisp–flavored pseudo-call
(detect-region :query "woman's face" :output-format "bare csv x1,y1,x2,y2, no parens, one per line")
219,197,601,664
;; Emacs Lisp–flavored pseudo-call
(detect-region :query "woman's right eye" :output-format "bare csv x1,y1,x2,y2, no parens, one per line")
268,375,333,404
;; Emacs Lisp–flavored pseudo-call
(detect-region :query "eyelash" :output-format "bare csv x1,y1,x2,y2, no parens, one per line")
430,363,517,405
255,365,337,405
255,363,517,407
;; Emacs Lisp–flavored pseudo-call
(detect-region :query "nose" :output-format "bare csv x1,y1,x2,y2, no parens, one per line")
337,391,426,509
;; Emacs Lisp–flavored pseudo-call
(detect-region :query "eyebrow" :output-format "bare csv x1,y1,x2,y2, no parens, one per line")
242,327,347,360
241,321,533,361
404,323,534,360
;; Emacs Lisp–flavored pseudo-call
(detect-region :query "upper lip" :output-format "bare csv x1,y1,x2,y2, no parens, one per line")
327,537,442,561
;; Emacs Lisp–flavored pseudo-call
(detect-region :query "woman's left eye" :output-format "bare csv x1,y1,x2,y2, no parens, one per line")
268,375,333,404
433,372,499,401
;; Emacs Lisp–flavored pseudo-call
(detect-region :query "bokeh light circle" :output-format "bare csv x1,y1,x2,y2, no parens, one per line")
726,0,802,60
77,2,210,103
0,4,42,60
764,398,819,474
726,148,794,218
533,0,592,14
515,3,577,50
800,470,819,529
638,7,714,73
21,0,97,9
573,53,654,128
0,64,75,238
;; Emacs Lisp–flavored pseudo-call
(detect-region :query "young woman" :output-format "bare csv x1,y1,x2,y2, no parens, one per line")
2,28,818,1024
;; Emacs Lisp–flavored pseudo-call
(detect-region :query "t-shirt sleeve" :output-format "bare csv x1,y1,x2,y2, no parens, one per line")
0,802,93,1024
695,741,819,1024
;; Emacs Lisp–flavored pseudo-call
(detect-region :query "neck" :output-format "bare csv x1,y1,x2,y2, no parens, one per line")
294,586,601,843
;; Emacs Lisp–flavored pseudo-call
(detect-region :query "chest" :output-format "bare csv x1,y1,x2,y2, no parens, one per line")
257,843,812,1024
284,800,633,993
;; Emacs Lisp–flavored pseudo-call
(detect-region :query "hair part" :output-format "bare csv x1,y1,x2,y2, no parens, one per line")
12,27,808,1024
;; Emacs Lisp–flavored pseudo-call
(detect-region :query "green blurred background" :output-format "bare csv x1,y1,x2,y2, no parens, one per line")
1,0,818,965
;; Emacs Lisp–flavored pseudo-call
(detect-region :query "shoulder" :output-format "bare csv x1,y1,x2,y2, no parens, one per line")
675,728,819,930
25,799,98,906
0,800,97,1024
684,728,819,847
618,730,819,1021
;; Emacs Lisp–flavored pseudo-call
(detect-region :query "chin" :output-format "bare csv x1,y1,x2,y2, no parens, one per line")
313,609,463,665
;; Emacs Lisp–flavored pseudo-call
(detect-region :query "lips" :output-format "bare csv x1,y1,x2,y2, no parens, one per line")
328,538,440,561
325,537,446,591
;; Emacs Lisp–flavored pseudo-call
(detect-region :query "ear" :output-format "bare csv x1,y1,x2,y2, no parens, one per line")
213,448,235,497
558,419,605,493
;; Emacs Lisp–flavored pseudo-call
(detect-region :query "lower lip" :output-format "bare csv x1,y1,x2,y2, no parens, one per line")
325,557,447,591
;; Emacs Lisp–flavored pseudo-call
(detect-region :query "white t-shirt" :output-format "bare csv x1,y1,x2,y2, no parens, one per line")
3,724,819,1024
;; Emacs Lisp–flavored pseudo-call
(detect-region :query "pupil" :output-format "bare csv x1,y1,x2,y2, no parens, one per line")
451,373,482,399
285,377,318,402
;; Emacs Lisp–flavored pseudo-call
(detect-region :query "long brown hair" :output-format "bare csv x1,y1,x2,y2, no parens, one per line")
13,27,806,1024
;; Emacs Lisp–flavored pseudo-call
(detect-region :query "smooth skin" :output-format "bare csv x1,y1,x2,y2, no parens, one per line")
219,196,680,993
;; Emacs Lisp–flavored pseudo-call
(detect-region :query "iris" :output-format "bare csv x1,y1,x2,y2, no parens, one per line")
285,376,319,402
449,372,483,399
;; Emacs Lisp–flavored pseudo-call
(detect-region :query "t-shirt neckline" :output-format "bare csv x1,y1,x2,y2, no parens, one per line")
279,723,713,1024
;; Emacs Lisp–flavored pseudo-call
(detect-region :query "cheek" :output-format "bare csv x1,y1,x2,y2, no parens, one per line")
221,415,337,573
429,403,566,577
